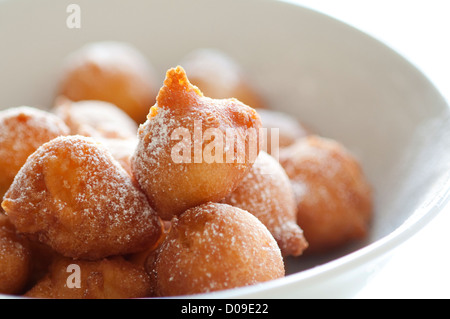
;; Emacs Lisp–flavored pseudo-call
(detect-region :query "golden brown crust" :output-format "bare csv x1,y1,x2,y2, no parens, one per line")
279,136,373,254
2,135,162,260
149,203,284,297
222,151,308,257
25,256,152,299
52,97,139,175
0,214,32,294
131,66,262,219
57,42,157,124
0,107,70,200
53,97,138,140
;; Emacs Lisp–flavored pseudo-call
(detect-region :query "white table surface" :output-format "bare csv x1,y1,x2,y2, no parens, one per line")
288,0,450,299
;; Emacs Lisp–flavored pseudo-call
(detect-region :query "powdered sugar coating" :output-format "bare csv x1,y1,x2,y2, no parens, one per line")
2,135,162,260
149,203,284,296
57,41,157,123
62,42,154,80
131,66,262,219
222,151,308,256
279,135,373,254
53,98,138,140
0,106,70,199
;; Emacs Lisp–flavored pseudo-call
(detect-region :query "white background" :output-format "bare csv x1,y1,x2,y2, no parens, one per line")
288,0,450,298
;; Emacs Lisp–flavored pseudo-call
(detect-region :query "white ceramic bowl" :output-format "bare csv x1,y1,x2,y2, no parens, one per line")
1,0,450,299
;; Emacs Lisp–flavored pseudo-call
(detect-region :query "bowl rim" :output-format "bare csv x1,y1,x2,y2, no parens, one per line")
193,173,450,299
189,0,450,298
191,0,450,298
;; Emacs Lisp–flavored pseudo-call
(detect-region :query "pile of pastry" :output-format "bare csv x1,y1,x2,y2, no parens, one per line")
0,42,372,298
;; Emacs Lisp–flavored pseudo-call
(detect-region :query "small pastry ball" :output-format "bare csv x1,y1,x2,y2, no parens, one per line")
257,109,311,156
149,203,284,297
0,214,31,295
131,66,262,219
2,136,163,260
181,48,267,109
0,106,70,200
53,97,138,140
25,256,152,299
57,41,157,124
222,151,308,257
279,136,373,254
52,97,139,175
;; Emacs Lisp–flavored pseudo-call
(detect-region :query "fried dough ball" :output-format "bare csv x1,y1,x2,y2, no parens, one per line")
25,256,152,299
0,214,31,295
52,97,139,175
222,151,308,257
149,203,284,296
181,48,267,109
131,66,262,219
0,106,70,200
57,41,157,124
257,109,311,156
53,97,138,140
1,214,59,292
279,136,373,254
2,136,163,260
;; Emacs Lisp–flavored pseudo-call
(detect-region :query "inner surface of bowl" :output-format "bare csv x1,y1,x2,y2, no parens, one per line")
1,0,450,298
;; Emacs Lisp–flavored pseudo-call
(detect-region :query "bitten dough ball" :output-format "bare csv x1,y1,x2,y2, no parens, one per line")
2,135,163,260
181,48,267,109
25,256,152,299
131,66,262,220
279,136,373,254
222,151,308,257
149,203,285,297
0,214,31,295
57,41,157,124
0,106,70,200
